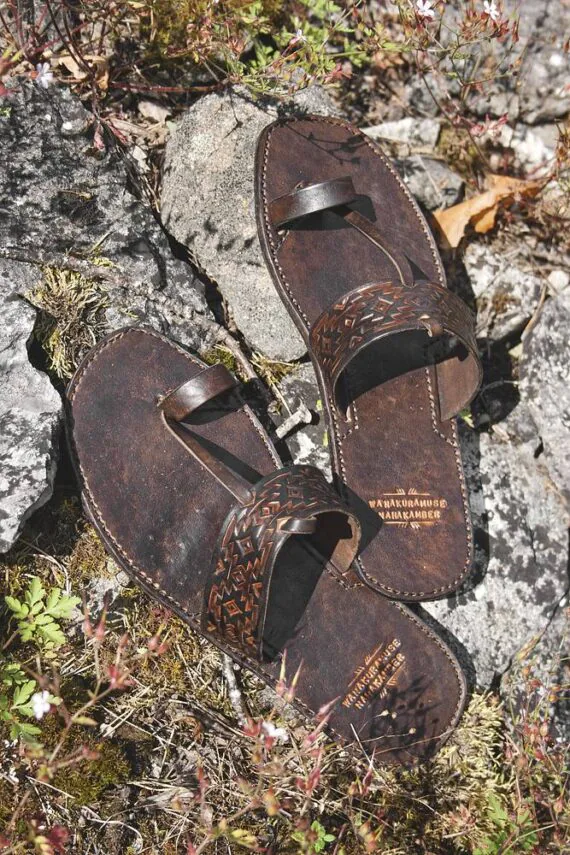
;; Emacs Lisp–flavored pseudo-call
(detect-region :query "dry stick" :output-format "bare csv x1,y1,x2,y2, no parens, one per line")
276,402,312,439
520,279,549,341
212,328,258,382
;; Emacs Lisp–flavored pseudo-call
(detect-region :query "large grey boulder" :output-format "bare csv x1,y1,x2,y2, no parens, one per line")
0,82,212,355
161,87,340,362
425,408,568,688
0,286,61,552
0,81,214,550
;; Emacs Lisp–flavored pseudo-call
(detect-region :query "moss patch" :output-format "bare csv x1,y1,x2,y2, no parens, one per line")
202,344,241,376
28,266,108,380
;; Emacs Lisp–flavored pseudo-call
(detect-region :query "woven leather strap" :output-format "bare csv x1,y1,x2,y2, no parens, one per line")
203,465,360,659
310,280,481,421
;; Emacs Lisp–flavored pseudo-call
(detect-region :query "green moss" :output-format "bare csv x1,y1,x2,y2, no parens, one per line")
131,598,234,714
36,711,132,804
202,344,240,376
350,692,510,853
67,524,116,584
0,498,112,601
251,351,297,387
28,266,107,380
0,778,17,827
53,739,130,803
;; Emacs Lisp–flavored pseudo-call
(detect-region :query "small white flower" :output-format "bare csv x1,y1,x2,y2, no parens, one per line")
483,0,500,21
416,0,435,20
31,690,51,720
35,62,54,90
261,721,289,743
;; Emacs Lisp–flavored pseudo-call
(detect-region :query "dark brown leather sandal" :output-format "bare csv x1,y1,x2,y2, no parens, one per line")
66,326,466,763
255,116,482,602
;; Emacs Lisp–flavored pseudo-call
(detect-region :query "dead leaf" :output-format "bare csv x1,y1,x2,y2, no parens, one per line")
433,174,542,248
138,99,170,123
55,54,109,91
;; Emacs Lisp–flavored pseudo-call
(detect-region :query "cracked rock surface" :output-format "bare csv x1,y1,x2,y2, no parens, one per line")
0,83,212,354
424,406,568,689
465,243,544,341
519,288,570,505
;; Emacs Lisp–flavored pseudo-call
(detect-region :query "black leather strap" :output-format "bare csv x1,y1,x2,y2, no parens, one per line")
268,176,358,229
268,177,413,287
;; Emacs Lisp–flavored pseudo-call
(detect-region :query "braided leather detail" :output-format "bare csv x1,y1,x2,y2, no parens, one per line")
203,465,357,659
309,280,478,414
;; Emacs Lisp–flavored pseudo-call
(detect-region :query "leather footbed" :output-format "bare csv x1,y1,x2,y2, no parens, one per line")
66,327,466,764
255,116,479,601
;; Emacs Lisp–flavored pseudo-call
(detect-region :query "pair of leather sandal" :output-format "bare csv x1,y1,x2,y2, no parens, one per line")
66,116,482,765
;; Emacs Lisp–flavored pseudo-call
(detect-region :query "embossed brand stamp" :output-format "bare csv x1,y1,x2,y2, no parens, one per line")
369,487,448,529
342,638,406,709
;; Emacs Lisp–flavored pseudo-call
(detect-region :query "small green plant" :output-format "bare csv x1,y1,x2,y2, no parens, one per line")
5,576,81,651
292,819,336,853
1,577,77,743
474,794,539,854
0,661,42,742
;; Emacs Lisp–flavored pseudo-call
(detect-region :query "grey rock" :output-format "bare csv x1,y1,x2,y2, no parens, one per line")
161,87,340,362
362,119,463,212
363,117,441,149
0,81,215,550
519,45,569,124
519,291,570,504
394,155,464,211
464,244,543,340
490,124,557,176
405,73,447,118
0,82,212,356
425,409,568,688
512,0,569,124
0,288,61,552
548,269,570,294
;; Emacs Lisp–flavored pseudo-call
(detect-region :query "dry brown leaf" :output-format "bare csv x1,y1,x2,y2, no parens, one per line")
55,54,109,91
433,174,542,247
